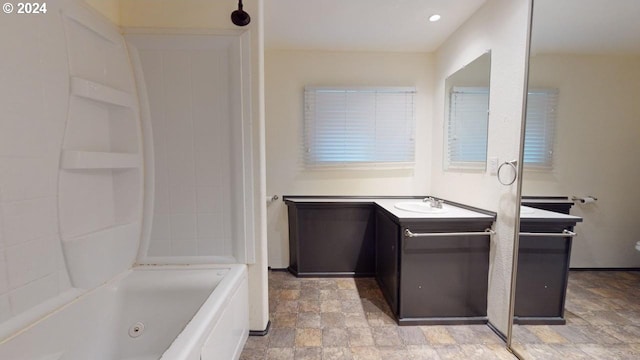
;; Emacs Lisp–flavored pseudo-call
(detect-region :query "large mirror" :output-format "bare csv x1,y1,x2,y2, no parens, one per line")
444,52,491,171
510,0,640,358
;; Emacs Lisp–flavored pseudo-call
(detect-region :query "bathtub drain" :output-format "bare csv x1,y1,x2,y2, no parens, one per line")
129,322,145,338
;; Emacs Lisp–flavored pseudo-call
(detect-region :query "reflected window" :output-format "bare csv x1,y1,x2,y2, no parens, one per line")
443,51,491,171
524,89,558,168
446,86,489,169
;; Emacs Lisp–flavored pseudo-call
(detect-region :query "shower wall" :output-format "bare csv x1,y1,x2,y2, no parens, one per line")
119,0,267,332
0,0,142,333
126,33,254,263
0,0,267,335
0,1,72,325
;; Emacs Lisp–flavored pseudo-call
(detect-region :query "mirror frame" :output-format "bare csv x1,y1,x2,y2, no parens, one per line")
443,51,492,172
506,0,534,355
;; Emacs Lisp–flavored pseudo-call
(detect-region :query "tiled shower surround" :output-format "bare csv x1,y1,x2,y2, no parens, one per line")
0,3,139,322
140,45,234,257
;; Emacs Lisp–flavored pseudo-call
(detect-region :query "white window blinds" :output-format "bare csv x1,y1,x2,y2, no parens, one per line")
524,89,558,168
446,87,489,170
303,87,416,167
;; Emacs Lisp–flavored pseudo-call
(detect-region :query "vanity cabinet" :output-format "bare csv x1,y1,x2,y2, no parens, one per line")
284,196,497,325
376,207,495,325
375,210,400,313
515,208,582,324
285,199,376,277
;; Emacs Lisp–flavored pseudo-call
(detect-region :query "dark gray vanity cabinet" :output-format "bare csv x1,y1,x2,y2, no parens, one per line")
375,210,400,314
514,218,582,324
375,208,495,325
284,196,496,325
285,200,376,277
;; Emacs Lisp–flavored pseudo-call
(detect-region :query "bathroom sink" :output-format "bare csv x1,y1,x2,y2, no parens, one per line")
394,202,448,214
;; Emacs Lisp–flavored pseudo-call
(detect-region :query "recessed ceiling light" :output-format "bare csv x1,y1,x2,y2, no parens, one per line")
429,14,441,22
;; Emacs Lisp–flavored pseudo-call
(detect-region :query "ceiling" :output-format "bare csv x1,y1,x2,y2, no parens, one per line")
531,0,640,55
264,0,486,52
265,0,640,55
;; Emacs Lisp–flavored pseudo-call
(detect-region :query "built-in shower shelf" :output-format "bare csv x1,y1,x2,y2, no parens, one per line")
61,150,141,169
62,220,139,242
70,77,135,108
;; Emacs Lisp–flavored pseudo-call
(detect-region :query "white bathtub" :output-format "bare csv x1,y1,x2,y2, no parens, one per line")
0,264,249,360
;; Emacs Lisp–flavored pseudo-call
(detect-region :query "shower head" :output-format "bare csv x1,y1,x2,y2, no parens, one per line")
231,0,251,27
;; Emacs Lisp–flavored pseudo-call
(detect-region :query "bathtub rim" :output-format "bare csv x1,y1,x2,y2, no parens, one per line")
152,263,248,360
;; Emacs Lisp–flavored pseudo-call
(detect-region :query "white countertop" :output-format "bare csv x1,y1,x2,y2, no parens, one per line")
374,199,494,220
284,197,582,222
284,197,494,220
520,205,583,221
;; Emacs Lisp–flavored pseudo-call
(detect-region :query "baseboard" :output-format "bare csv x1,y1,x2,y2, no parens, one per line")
268,267,289,272
286,266,375,278
513,316,565,325
249,320,271,337
397,316,487,326
570,267,640,271
487,321,507,342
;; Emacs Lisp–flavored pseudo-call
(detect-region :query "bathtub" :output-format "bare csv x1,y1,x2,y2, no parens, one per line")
0,264,249,360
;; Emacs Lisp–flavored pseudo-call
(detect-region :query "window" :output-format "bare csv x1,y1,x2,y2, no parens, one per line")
524,89,558,168
446,87,489,170
303,87,416,167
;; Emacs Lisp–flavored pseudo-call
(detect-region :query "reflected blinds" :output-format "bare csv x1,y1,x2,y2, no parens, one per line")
524,89,558,168
446,87,489,169
303,87,416,167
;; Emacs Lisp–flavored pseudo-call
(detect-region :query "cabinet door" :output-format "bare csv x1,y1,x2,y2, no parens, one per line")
400,223,490,319
515,222,574,320
295,205,375,275
375,210,400,314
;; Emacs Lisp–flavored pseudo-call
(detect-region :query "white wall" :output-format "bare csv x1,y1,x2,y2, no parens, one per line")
265,49,434,268
119,0,269,332
84,0,119,24
524,54,640,268
431,0,530,334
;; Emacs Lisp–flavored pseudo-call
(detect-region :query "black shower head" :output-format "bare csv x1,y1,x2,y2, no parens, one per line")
231,0,251,27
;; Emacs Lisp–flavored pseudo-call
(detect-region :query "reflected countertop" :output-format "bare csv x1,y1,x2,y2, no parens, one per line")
520,205,583,222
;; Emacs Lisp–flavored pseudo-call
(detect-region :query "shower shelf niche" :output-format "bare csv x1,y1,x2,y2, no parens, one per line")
58,4,144,289
70,77,136,108
61,150,141,169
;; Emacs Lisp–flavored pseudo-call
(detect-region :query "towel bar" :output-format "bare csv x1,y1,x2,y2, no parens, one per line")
404,228,495,238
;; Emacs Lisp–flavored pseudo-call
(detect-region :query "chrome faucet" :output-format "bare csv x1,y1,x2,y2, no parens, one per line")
423,197,443,209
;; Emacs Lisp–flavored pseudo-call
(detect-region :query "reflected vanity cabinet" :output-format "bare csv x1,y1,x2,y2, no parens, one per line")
521,196,575,214
375,207,496,325
515,207,582,324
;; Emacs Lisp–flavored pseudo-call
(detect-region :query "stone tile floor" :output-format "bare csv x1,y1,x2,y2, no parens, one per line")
240,270,515,359
512,270,640,359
